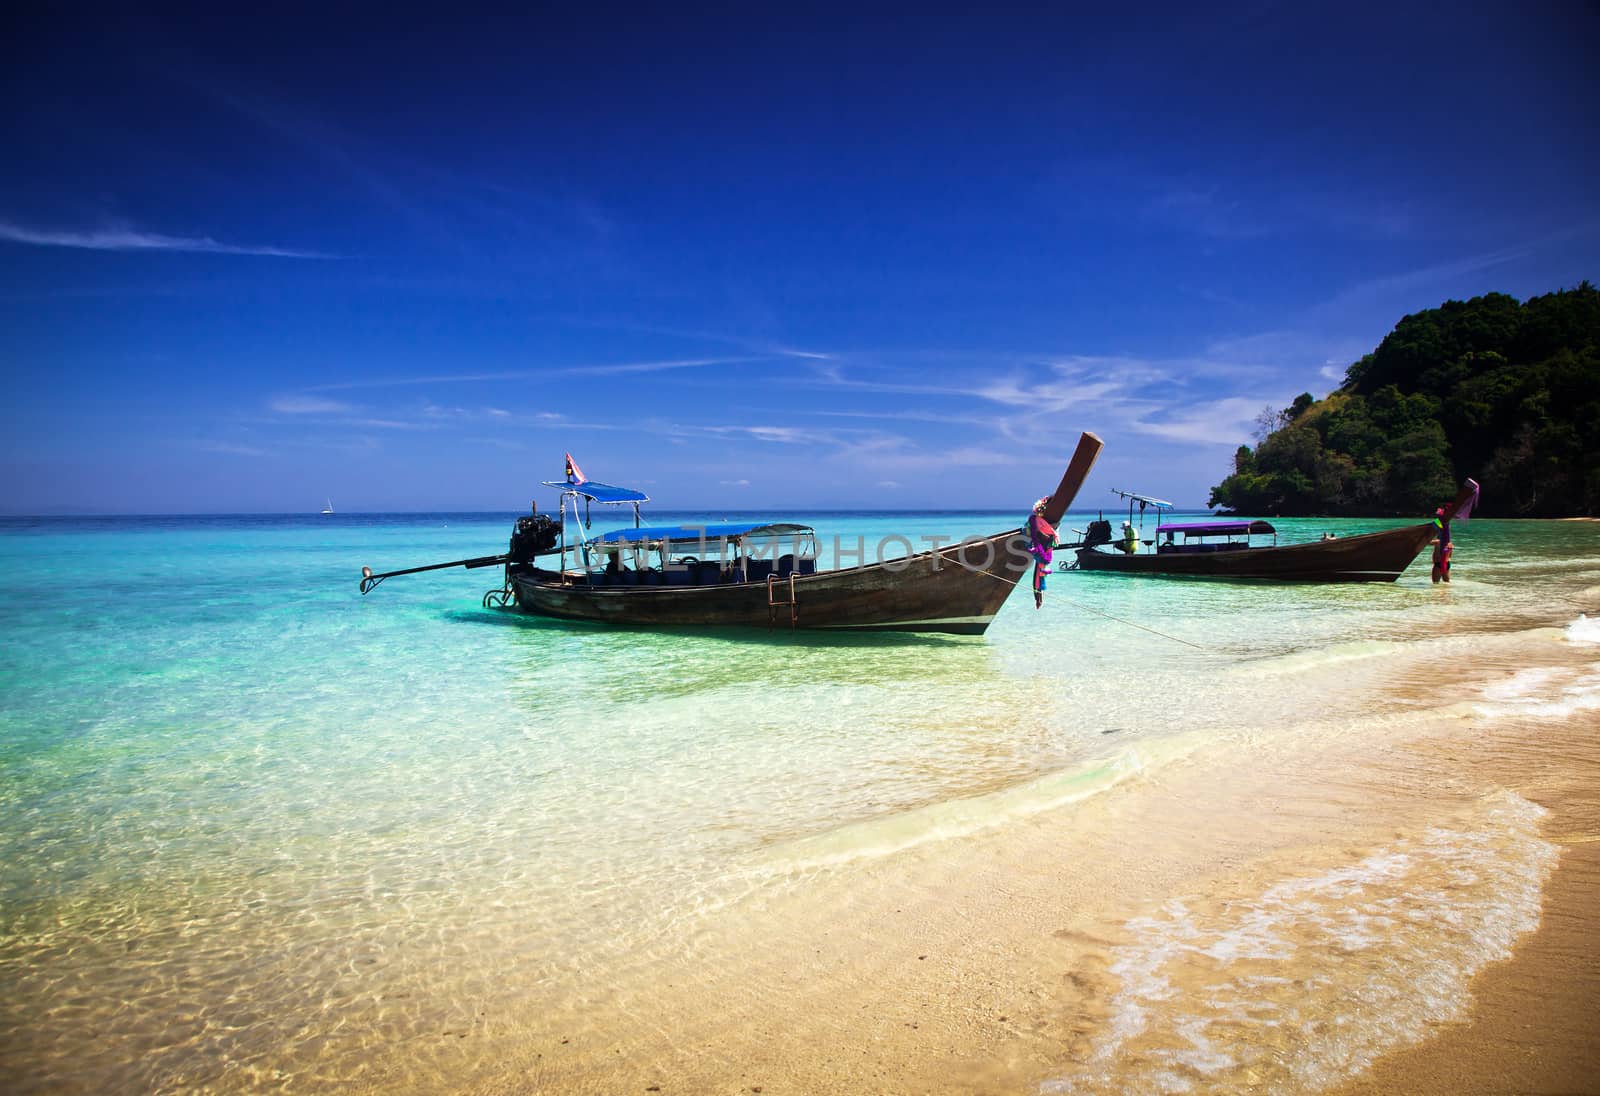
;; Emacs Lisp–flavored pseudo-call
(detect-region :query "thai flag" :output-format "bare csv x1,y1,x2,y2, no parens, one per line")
564,452,587,484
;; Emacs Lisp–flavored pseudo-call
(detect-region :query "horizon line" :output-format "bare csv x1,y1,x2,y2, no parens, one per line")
0,505,1222,519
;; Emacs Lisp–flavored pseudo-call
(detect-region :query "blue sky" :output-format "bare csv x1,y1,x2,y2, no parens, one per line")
1,4,1596,513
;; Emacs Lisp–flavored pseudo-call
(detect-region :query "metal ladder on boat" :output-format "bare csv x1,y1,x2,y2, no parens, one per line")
767,573,798,628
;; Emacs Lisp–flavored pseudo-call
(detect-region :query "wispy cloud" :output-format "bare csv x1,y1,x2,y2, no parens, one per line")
307,357,752,392
795,354,1258,459
346,417,432,430
193,440,269,457
732,338,1353,474
0,220,330,258
581,319,836,363
973,371,1134,413
1310,246,1529,319
271,395,352,414
1127,397,1266,445
812,407,1007,428
720,478,751,487
700,424,837,445
658,419,916,458
798,362,979,400
867,445,1031,471
564,357,754,377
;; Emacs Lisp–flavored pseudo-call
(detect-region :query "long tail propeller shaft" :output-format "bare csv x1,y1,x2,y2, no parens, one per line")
360,553,508,594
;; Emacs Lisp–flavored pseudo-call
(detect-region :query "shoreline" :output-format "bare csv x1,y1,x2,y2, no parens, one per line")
1331,722,1600,1095
360,667,1600,1094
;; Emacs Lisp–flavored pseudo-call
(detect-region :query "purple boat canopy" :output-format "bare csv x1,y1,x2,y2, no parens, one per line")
1157,519,1276,538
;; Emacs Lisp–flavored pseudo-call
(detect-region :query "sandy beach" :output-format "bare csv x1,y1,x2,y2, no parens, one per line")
369,649,1600,1094
1333,726,1600,1095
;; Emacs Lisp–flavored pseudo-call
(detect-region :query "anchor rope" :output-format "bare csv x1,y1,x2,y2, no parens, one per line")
963,565,1022,587
949,554,1202,648
1053,595,1206,649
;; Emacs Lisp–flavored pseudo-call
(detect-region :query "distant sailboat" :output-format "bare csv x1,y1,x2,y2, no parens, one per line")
320,499,335,515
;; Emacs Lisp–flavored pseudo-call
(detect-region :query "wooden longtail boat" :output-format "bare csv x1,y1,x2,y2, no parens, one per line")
1070,479,1479,583
509,524,1029,634
358,432,1103,636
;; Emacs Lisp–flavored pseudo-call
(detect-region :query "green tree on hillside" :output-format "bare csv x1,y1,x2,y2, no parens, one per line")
1210,282,1600,517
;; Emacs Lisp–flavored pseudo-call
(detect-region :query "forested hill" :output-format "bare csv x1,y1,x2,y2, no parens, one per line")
1209,282,1600,517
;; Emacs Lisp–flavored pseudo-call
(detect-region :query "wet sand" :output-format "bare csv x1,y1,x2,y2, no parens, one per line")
1332,722,1600,1096
376,681,1600,1094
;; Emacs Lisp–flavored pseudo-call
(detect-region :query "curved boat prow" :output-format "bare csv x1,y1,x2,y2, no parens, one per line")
1442,478,1481,523
1042,432,1104,525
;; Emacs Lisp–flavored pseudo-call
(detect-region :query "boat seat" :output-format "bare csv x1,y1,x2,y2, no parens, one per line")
797,558,816,575
746,559,774,584
775,554,796,577
664,566,693,586
693,560,722,585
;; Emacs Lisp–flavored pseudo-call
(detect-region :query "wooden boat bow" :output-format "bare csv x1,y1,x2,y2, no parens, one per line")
1042,432,1104,525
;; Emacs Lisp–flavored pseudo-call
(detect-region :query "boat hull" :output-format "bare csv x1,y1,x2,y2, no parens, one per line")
509,529,1031,635
1073,522,1438,582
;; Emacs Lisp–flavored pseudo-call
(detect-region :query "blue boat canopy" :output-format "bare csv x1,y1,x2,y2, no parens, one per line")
1157,519,1276,537
592,521,813,546
540,479,650,504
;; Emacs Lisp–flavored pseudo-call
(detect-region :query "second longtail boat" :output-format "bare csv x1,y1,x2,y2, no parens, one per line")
1067,479,1480,583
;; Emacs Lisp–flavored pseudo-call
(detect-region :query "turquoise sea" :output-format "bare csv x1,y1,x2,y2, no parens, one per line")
2,509,1597,1092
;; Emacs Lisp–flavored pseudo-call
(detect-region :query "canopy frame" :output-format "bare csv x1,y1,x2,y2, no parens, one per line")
542,476,650,573
1110,487,1174,534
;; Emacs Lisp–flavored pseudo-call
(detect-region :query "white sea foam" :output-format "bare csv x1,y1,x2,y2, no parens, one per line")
1474,661,1600,720
1479,666,1565,701
1566,613,1600,645
1456,617,1600,719
1484,556,1600,575
1043,791,1557,1095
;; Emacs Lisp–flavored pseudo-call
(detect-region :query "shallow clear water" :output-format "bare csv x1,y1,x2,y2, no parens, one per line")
0,510,1594,1090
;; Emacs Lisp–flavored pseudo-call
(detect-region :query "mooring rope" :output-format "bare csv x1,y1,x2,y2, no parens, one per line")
962,565,1022,587
1054,595,1206,650
947,554,1203,648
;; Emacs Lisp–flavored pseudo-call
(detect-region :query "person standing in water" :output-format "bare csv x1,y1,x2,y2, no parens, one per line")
1027,496,1057,609
1431,507,1453,583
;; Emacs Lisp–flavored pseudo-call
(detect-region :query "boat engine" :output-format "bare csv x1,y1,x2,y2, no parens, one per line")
1082,517,1113,548
507,513,561,563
